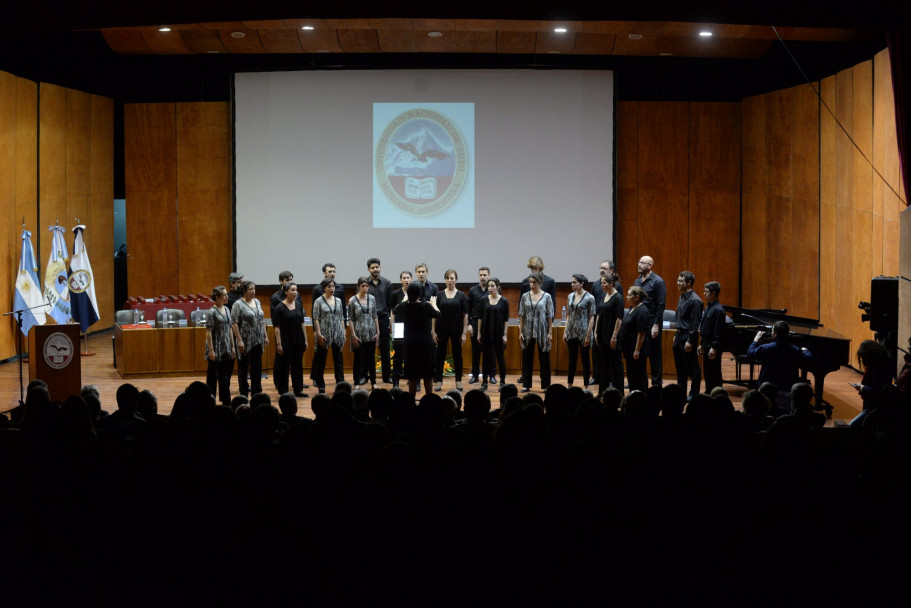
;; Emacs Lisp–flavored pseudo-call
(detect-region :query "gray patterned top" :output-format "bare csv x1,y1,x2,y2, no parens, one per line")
205,305,234,358
564,291,596,340
232,297,266,350
347,294,378,341
313,295,346,347
518,291,554,351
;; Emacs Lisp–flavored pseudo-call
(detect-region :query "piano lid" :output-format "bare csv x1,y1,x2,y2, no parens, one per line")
723,304,849,341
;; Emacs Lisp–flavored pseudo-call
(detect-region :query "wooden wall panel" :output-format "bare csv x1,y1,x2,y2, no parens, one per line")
635,102,689,284
89,95,115,329
0,72,17,358
819,76,837,329
125,103,179,297
740,95,768,306
616,101,639,281
175,102,232,295
39,83,68,274
689,102,741,300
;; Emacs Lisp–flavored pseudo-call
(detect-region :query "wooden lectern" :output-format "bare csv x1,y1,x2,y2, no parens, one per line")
28,323,82,402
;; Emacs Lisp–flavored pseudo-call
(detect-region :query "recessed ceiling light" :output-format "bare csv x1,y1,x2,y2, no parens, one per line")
301,26,314,31
547,50,562,54
554,27,567,33
230,31,246,39
427,31,443,38
628,33,643,40
699,31,713,37
158,27,171,32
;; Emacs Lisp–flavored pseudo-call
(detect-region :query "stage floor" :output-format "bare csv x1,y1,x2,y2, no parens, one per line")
1,329,866,424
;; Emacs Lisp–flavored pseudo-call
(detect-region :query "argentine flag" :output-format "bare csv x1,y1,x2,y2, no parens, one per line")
69,224,100,333
14,229,46,336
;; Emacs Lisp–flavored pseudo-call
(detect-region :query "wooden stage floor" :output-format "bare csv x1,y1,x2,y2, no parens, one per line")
1,329,866,424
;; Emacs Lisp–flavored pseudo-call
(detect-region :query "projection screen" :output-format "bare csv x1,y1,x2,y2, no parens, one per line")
234,69,614,286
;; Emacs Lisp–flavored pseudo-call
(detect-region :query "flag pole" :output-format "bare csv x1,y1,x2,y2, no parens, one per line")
80,331,96,356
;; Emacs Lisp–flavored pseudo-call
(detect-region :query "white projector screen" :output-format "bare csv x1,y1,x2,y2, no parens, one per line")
234,69,614,287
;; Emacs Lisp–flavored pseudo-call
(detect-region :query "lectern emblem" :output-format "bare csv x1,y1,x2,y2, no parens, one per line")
43,331,75,370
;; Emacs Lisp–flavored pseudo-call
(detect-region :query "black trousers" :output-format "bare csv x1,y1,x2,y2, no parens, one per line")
648,325,663,386
377,312,391,381
206,353,234,406
597,343,625,396
353,340,376,384
482,339,507,383
625,352,648,393
392,338,404,380
703,348,723,393
673,341,701,397
435,331,464,382
565,338,591,385
237,343,263,396
311,343,344,388
275,344,305,395
469,323,482,377
521,338,551,389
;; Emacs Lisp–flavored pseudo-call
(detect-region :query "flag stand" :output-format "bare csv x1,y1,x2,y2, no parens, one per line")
80,332,96,356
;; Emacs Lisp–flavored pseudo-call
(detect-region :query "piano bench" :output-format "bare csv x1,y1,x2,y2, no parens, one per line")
734,354,760,387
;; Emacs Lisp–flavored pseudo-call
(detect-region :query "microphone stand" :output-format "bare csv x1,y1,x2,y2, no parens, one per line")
3,303,50,408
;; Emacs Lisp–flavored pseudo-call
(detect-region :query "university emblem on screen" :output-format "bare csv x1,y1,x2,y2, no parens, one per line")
375,109,468,217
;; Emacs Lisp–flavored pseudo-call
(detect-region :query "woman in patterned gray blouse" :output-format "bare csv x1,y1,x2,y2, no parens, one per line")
348,277,379,389
518,272,554,392
563,273,596,387
232,280,268,397
206,285,237,406
311,278,347,392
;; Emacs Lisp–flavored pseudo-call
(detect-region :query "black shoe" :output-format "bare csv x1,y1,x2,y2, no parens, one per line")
357,377,368,386
382,377,392,384
468,375,479,384
294,391,309,398
480,383,487,391
489,375,497,384
521,387,530,393
317,387,325,394
588,378,597,386
517,376,525,384
301,383,310,389
392,380,399,389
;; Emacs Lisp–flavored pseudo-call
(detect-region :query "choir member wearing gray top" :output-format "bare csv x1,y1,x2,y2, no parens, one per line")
206,285,237,406
563,274,596,386
311,278,347,391
348,277,379,388
232,280,268,397
518,272,554,391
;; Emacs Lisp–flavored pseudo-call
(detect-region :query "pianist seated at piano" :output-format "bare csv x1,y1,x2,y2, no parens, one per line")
746,320,814,406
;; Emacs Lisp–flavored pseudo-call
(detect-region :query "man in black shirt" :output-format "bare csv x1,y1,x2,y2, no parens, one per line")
389,270,413,388
414,262,439,301
227,272,244,309
633,255,667,387
367,257,394,383
673,271,703,399
466,266,490,384
698,281,726,393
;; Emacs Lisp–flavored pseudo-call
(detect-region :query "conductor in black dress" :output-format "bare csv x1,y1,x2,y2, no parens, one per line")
393,282,441,398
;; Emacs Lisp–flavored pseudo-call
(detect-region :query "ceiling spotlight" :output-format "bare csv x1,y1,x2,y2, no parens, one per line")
158,27,171,32
301,25,314,30
547,50,562,54
554,27,567,33
230,31,246,39
699,31,713,37
628,33,643,40
427,31,443,38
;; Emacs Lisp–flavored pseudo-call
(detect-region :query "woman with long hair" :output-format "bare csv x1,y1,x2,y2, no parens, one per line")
348,276,379,389
477,277,509,391
618,286,650,393
205,285,237,406
850,339,894,427
518,272,554,392
272,282,308,397
563,273,596,387
433,269,469,391
311,278,346,393
232,280,268,396
594,273,625,396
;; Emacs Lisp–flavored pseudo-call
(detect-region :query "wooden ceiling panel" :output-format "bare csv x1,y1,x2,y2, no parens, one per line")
337,29,380,53
535,31,576,55
325,19,373,30
218,29,266,53
497,31,536,54
455,30,497,53
613,35,658,56
297,29,342,53
369,18,416,30
573,33,617,55
258,29,304,53
496,20,544,33
662,22,753,38
415,31,460,53
101,30,150,54
452,19,498,32
377,30,419,52
180,29,228,54
140,29,190,54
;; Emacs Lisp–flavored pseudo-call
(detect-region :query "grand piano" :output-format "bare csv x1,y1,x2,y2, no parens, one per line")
721,305,851,417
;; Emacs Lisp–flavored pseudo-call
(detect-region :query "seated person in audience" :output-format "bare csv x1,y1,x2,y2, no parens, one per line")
747,321,814,407
778,382,826,429
849,339,894,428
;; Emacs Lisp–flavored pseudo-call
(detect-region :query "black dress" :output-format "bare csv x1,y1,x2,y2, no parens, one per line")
596,291,625,395
394,300,441,380
479,296,509,381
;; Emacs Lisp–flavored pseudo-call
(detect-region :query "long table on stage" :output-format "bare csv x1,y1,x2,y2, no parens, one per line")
114,320,680,380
